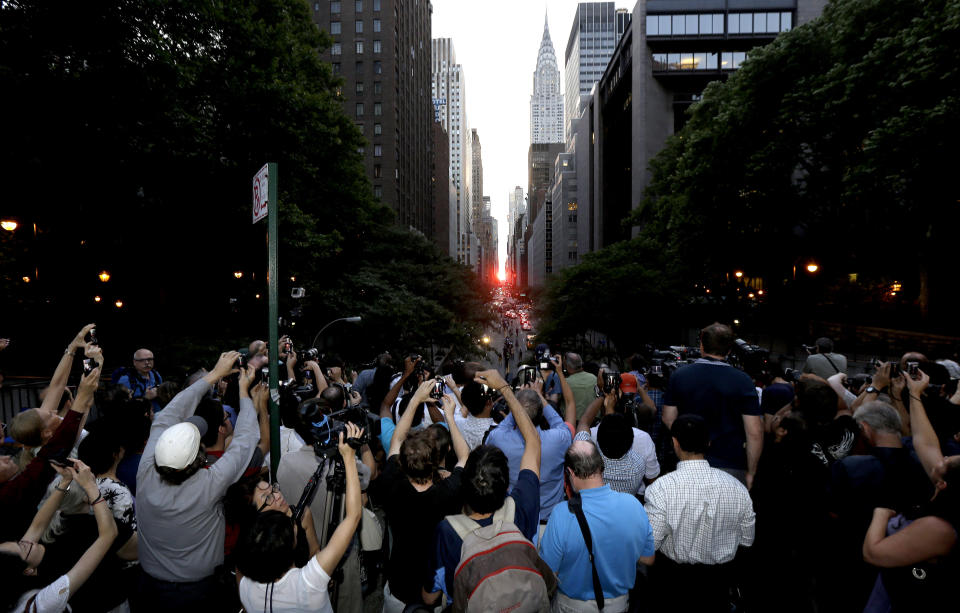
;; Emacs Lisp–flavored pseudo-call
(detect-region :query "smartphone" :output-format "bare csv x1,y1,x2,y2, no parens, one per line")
260,367,269,385
236,354,247,369
84,328,98,346
83,358,99,376
907,361,920,380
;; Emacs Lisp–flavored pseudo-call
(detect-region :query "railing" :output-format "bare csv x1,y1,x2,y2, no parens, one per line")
1,380,46,426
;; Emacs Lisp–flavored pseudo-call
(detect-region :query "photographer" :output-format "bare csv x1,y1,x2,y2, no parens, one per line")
237,424,363,613
802,337,847,380
371,379,468,611
276,388,375,613
282,343,327,399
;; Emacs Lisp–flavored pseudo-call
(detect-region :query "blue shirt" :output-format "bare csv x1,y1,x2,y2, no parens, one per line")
539,485,655,600
428,468,540,598
379,417,395,452
117,370,163,412
486,404,572,520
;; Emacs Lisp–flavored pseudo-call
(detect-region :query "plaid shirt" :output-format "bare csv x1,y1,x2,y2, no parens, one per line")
643,460,755,564
647,388,665,445
575,431,646,495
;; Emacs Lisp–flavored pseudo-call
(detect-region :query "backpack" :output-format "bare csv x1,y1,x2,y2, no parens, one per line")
445,497,557,613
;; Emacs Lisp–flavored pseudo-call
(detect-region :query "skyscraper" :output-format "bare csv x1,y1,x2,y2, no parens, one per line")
432,38,473,265
563,2,620,142
530,13,564,145
471,129,484,273
309,0,433,235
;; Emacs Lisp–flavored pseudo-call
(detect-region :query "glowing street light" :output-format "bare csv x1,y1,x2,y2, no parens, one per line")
1,220,18,232
806,262,819,274
114,300,124,308
98,271,111,282
734,270,744,279
22,276,30,283
482,335,491,345
233,271,243,279
94,296,102,303
758,290,764,296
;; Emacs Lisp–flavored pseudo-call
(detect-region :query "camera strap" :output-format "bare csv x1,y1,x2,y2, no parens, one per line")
568,493,604,610
822,354,840,375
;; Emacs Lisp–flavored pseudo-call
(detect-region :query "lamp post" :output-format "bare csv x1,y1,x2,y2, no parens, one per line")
1,220,17,232
310,316,362,350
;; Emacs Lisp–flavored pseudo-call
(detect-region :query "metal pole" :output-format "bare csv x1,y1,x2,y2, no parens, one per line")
267,162,281,480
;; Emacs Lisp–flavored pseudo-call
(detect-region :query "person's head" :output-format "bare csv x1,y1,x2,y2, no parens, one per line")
462,445,510,514
514,388,548,429
153,418,208,485
814,337,834,354
930,455,960,498
320,385,347,414
461,382,493,417
564,440,604,492
700,322,734,357
399,430,437,485
853,401,903,446
671,414,710,457
596,413,634,460
795,378,841,427
324,355,345,380
77,425,125,475
899,351,928,370
224,475,290,531
425,423,453,469
236,511,297,583
628,353,646,373
194,396,231,448
133,348,155,377
155,381,179,409
8,405,60,447
0,453,18,483
564,352,584,374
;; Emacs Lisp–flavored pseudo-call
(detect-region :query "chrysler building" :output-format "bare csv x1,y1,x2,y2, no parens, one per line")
530,13,564,144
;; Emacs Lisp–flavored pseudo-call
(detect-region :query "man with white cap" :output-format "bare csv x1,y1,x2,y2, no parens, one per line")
136,351,260,609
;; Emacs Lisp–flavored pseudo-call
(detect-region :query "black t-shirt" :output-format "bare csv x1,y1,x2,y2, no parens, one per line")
664,360,761,469
370,455,463,604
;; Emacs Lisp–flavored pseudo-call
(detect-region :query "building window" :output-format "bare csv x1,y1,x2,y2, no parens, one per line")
374,81,382,94
357,146,364,155
356,102,364,116
356,122,364,133
331,42,341,55
374,102,382,116
374,61,382,74
374,123,382,135
374,165,382,178
355,0,362,11
374,185,382,199
373,19,381,32
373,0,380,11
356,82,364,94
373,40,381,54
374,144,382,157
355,61,363,72
331,1,340,14
355,20,363,33
314,3,320,11
332,62,340,74
330,21,341,34
356,41,364,54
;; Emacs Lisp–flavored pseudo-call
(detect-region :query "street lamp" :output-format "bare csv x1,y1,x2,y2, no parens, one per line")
234,271,243,279
482,335,491,345
94,296,102,303
310,316,362,349
806,262,819,274
115,300,124,308
734,270,744,279
98,271,111,283
1,220,17,232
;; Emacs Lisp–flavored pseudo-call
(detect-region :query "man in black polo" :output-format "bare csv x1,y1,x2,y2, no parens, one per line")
662,322,763,488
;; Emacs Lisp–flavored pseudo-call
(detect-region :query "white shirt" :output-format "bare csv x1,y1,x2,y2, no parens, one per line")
265,426,307,467
15,574,71,613
453,413,495,451
643,459,755,564
239,556,333,613
589,425,660,494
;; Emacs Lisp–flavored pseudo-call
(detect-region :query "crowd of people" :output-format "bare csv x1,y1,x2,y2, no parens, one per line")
1,321,958,612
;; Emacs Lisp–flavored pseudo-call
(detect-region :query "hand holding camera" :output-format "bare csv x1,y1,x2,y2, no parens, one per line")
213,351,242,379
905,368,929,397
238,364,257,395
71,323,97,352
337,423,364,460
474,369,507,391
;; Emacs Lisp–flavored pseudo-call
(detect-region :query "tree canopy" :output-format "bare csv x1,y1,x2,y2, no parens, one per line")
0,0,487,371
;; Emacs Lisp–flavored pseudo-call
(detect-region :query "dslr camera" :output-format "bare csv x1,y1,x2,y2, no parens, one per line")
601,370,621,395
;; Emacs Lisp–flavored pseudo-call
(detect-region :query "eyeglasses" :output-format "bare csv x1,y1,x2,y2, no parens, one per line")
134,358,154,363
256,483,282,512
18,540,42,575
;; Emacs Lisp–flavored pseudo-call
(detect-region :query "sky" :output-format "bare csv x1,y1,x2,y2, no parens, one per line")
431,0,633,276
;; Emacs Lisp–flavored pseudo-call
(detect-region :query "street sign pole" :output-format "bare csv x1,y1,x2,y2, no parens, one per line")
266,163,280,481
254,162,281,480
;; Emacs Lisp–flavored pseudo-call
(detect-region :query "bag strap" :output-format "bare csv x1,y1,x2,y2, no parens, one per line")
445,497,517,539
822,353,840,374
568,493,604,610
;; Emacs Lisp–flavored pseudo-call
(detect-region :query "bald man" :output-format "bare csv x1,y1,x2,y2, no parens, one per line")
117,348,163,411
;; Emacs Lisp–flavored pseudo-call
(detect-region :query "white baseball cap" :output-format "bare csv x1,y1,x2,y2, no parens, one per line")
155,416,208,470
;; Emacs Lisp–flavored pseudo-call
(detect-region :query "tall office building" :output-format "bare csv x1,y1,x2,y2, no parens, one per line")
563,2,619,142
507,186,524,245
479,196,498,285
310,0,433,235
471,129,484,272
506,186,525,286
432,38,474,265
530,13,564,145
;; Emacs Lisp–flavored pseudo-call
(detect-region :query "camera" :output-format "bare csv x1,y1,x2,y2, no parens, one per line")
83,358,99,376
514,365,541,388
235,354,248,370
260,367,270,386
84,328,98,346
602,371,621,394
536,346,554,371
291,287,306,299
783,368,803,383
907,361,920,380
307,405,380,456
302,348,319,362
408,354,426,378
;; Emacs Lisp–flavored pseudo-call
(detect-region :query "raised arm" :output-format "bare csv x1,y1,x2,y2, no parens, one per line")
380,356,418,419
441,394,470,468
71,347,103,436
477,369,540,477
21,464,75,543
39,324,95,415
577,396,605,433
551,355,575,417
388,378,435,457
316,426,363,575
64,460,118,592
905,371,944,484
208,366,260,489
252,382,271,458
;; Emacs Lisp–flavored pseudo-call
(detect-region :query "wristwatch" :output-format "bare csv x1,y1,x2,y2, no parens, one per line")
864,386,880,394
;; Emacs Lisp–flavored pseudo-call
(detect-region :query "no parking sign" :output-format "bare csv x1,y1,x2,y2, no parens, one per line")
252,163,269,224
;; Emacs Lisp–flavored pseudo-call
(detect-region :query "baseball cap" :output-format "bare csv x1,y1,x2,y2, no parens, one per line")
155,416,208,470
620,373,639,394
